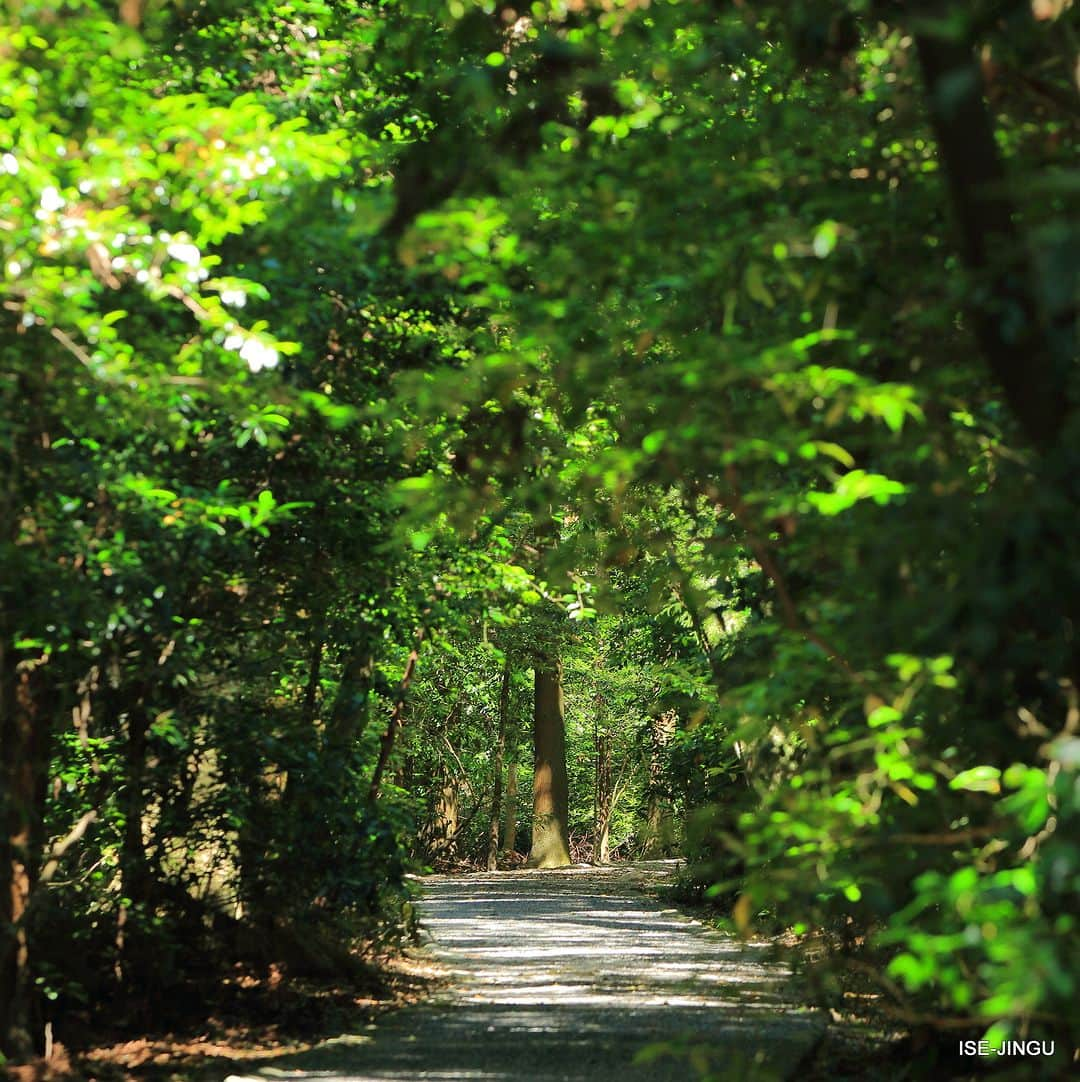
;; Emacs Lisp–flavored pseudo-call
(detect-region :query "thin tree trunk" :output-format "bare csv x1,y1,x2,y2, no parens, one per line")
486,661,510,871
325,645,372,753
502,758,518,853
116,673,154,906
913,12,1068,451
302,630,324,730
117,693,153,986
369,629,424,800
592,727,612,864
279,629,328,817
0,641,51,1061
640,710,677,858
526,660,571,868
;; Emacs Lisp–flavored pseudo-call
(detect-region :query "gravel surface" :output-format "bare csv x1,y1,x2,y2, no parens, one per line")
223,862,825,1081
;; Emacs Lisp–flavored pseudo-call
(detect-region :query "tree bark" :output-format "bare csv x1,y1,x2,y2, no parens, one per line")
502,757,518,853
301,629,324,731
0,642,51,1061
325,645,372,753
592,727,612,864
429,760,459,861
485,661,510,871
639,710,677,858
913,12,1068,451
369,630,424,800
117,673,154,921
526,660,571,868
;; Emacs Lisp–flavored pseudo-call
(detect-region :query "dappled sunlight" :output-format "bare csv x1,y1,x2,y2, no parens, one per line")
228,870,823,1081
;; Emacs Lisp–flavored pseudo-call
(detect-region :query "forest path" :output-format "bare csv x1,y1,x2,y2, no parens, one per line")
224,862,826,1081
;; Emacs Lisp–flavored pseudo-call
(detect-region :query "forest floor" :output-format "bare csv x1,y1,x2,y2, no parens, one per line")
209,860,893,1082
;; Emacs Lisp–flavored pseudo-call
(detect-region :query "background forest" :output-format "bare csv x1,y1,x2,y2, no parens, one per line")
1,0,1078,1076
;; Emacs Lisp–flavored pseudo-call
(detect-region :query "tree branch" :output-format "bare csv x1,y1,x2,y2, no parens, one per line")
369,627,426,800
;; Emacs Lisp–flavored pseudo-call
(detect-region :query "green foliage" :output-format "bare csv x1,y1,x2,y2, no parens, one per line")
3,0,1078,1068
361,0,1080,1060
2,0,443,1051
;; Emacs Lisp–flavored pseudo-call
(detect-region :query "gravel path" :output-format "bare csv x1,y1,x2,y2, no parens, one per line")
224,863,825,1081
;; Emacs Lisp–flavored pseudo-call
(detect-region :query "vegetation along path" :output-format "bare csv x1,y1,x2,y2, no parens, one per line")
224,864,830,1082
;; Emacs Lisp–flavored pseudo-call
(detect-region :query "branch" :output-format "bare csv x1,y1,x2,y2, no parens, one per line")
889,826,1000,846
34,810,98,898
838,954,1059,1028
161,282,213,322
442,731,476,798
50,326,95,370
721,463,880,696
369,626,427,800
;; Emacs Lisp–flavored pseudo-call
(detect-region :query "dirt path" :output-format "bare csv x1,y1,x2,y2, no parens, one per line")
223,863,827,1081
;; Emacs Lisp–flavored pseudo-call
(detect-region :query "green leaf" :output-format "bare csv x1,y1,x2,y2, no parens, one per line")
744,263,775,308
868,705,902,728
397,476,434,491
949,766,1001,794
642,429,667,454
812,220,839,259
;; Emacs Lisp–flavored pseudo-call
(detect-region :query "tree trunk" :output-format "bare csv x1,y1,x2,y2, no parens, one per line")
0,641,51,1061
325,645,372,753
429,761,459,861
369,630,424,800
526,660,571,868
421,702,463,862
119,695,153,920
301,629,324,730
913,12,1068,451
485,661,510,871
639,710,677,858
502,758,518,853
592,728,612,864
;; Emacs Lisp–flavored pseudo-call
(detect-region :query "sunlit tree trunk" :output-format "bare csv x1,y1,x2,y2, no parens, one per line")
423,701,463,862
485,661,510,870
639,710,677,858
527,659,571,868
502,758,518,853
301,625,324,731
369,630,424,800
429,760,459,861
592,727,612,864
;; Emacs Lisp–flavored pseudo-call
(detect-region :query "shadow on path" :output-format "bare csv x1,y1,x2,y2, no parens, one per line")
223,864,824,1081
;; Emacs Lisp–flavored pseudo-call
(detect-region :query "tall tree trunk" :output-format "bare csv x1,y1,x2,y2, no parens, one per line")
301,628,324,731
116,698,152,986
592,727,612,865
278,629,328,829
913,10,1069,451
325,645,373,753
526,660,571,868
0,641,51,1061
502,757,518,853
369,630,424,801
420,703,463,862
639,710,677,858
485,661,510,871
118,686,153,917
429,760,459,861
